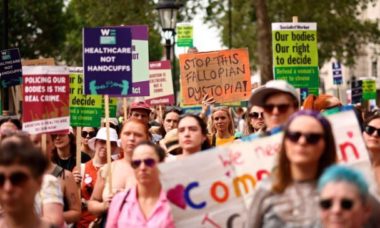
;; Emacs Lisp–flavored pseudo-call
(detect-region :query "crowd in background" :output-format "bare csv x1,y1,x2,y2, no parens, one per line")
0,79,380,227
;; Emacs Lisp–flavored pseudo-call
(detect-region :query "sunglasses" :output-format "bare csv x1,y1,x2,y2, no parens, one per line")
0,171,30,188
364,125,380,137
285,131,323,144
249,112,263,119
81,131,97,138
263,103,293,113
131,158,157,169
319,198,354,210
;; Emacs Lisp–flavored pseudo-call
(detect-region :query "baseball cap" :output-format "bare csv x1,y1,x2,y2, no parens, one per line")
130,101,151,113
88,127,120,151
249,80,299,107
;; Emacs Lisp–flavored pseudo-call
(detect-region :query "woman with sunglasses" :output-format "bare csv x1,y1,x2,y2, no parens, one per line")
244,105,265,136
30,133,81,226
80,127,98,158
176,114,211,158
0,132,54,228
106,141,174,227
247,110,337,228
52,132,91,171
363,113,380,195
317,165,372,228
209,107,236,146
88,119,150,222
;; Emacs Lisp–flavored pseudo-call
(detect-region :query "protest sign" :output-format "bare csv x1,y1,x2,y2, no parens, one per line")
22,58,55,66
362,79,376,100
351,80,363,104
332,62,343,85
160,109,372,226
22,66,70,134
272,23,319,88
83,27,132,95
179,48,251,105
144,60,174,106
177,23,193,47
69,73,102,127
0,48,22,88
126,25,150,96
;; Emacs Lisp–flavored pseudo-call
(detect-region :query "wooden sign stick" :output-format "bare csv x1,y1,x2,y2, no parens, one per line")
123,97,128,122
104,95,112,194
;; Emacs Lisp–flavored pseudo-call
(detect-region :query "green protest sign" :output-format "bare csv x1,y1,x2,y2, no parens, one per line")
103,97,118,117
177,23,193,47
272,23,319,88
362,79,376,100
69,73,102,127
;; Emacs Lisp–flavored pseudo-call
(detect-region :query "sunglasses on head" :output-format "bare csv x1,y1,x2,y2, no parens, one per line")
0,171,30,188
131,158,156,169
364,125,380,137
81,131,97,138
249,112,263,119
263,103,292,113
319,198,354,210
285,131,323,144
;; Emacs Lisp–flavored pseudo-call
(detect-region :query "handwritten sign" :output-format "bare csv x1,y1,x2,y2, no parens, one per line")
272,23,319,88
70,73,102,127
22,66,70,134
22,58,55,66
83,27,132,95
144,60,174,105
0,48,22,88
159,109,372,226
179,48,251,105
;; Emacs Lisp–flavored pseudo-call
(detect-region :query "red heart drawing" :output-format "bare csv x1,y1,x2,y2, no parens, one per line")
167,184,186,210
347,131,353,138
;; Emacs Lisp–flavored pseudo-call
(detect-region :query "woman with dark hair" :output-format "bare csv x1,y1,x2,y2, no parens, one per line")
156,108,181,150
0,132,54,228
362,113,380,194
244,105,265,136
176,114,211,158
80,127,98,158
209,106,236,146
247,110,337,227
51,132,90,171
106,141,174,227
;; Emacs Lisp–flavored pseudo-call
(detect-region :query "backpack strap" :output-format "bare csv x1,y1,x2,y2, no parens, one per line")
114,189,131,221
51,165,64,178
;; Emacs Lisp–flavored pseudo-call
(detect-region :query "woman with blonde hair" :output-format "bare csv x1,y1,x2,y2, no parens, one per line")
209,106,236,146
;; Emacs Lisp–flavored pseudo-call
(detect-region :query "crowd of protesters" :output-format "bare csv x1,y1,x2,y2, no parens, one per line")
1,79,380,228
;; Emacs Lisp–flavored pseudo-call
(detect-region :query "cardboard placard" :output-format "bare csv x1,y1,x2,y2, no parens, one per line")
180,48,251,105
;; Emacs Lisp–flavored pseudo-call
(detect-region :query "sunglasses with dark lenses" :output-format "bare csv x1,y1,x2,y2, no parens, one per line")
249,112,263,119
263,103,292,113
81,131,97,138
319,198,354,210
364,125,380,136
285,131,323,144
131,158,157,169
0,171,30,187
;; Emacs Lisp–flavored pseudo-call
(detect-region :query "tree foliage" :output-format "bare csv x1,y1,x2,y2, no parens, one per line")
0,0,66,59
63,0,163,65
182,0,380,68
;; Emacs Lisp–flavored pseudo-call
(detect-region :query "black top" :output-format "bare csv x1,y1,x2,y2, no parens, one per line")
53,152,91,171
